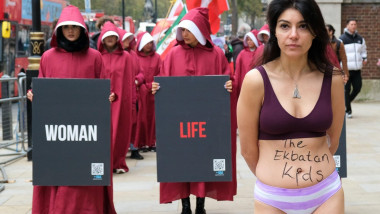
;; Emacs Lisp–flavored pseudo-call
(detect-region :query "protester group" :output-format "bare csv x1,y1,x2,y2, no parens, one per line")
28,0,368,213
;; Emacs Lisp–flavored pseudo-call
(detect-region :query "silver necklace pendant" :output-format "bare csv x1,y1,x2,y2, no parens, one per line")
293,84,301,99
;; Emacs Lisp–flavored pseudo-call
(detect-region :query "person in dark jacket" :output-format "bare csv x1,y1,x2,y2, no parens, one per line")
339,18,367,118
44,18,58,51
90,16,114,50
230,30,245,69
224,40,233,63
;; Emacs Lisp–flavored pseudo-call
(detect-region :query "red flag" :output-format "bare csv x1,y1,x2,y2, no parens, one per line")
151,19,174,41
187,0,229,34
0,2,4,20
168,0,185,18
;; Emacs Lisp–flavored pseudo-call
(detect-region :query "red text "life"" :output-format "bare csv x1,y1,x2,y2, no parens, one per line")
180,122,207,138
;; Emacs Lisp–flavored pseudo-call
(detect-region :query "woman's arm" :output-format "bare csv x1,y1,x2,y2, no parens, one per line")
326,73,345,155
339,42,349,82
237,69,264,175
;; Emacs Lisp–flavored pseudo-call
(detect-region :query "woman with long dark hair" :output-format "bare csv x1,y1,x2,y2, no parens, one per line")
237,0,345,213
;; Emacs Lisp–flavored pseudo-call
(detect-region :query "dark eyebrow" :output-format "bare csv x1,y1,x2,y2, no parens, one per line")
277,20,307,24
278,20,290,23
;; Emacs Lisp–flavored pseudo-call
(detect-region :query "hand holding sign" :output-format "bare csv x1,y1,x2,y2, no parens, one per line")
152,82,160,94
153,80,232,95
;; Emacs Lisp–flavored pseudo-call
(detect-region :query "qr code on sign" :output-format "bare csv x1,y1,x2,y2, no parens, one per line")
213,159,226,171
333,155,341,168
91,163,104,175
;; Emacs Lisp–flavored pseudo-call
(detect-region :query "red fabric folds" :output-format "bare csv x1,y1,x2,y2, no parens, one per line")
118,28,141,146
32,6,116,214
135,32,162,148
98,22,134,171
159,7,237,204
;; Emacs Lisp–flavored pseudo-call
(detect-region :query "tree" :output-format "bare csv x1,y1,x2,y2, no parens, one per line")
156,0,172,19
237,0,263,29
229,0,238,36
68,0,172,22
227,0,263,36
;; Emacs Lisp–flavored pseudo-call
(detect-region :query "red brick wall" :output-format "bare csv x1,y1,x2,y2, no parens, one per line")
341,3,380,79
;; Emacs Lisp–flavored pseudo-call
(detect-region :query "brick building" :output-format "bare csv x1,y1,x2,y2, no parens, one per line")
341,2,380,79
318,0,380,100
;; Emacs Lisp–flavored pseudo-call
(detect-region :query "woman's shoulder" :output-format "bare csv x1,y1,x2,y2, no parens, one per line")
257,60,277,75
243,68,265,88
240,68,265,103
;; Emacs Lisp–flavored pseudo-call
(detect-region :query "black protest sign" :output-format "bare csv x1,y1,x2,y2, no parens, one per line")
32,78,111,186
155,76,232,182
334,118,347,178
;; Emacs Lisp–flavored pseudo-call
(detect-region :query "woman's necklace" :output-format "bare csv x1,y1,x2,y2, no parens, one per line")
280,61,303,99
293,84,301,99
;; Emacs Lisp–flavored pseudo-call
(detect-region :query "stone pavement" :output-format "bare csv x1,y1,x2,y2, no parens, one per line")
0,102,380,214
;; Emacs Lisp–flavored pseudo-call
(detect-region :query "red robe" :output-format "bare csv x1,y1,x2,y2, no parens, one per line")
325,44,341,69
234,48,258,96
32,5,116,214
234,29,261,97
117,28,141,147
135,32,162,148
159,7,237,204
98,22,134,171
129,50,140,146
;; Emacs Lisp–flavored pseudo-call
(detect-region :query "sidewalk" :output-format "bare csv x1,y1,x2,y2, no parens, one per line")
0,102,380,213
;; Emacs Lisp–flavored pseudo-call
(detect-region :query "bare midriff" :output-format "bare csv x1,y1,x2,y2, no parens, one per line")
255,136,336,189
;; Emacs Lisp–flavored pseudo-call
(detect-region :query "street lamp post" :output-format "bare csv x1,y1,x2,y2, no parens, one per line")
122,0,125,29
27,0,45,160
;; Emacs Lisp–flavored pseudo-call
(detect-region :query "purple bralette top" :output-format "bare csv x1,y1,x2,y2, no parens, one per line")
257,66,333,140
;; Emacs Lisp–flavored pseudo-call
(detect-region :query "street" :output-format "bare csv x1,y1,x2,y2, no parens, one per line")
0,102,380,213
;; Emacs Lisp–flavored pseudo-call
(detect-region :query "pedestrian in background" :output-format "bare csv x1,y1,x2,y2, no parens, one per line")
119,29,145,160
234,29,261,97
238,0,345,213
230,29,246,69
98,22,134,174
339,18,367,118
249,24,270,69
44,18,58,51
326,24,349,83
152,7,236,214
257,24,270,44
28,5,116,213
135,32,161,152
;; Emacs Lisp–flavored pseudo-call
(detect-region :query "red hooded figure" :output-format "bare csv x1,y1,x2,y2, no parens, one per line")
32,5,116,214
257,24,270,43
98,22,134,172
234,29,261,96
158,7,237,210
119,30,137,52
134,32,162,150
118,29,144,151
